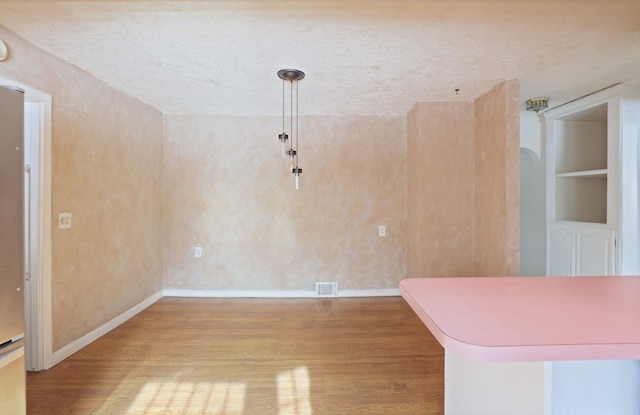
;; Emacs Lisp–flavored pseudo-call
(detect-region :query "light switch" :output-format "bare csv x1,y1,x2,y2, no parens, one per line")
57,212,72,230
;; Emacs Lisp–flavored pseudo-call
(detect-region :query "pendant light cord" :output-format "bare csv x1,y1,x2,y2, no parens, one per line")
295,81,299,168
290,79,294,166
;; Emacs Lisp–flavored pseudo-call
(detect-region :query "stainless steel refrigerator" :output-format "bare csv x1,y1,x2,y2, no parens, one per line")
0,85,26,415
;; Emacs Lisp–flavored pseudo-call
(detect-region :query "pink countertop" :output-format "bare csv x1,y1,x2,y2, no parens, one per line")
400,276,640,362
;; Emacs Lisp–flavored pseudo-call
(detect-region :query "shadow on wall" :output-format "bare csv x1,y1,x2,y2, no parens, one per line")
520,148,546,276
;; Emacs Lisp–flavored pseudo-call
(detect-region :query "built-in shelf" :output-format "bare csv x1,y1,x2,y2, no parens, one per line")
556,169,607,179
548,100,609,225
552,220,610,228
545,82,640,297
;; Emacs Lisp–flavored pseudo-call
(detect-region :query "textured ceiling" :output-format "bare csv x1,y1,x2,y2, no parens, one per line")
0,0,639,116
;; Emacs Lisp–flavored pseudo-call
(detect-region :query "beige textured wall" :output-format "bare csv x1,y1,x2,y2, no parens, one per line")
163,115,407,291
407,101,475,277
473,81,520,277
407,82,520,278
0,27,164,351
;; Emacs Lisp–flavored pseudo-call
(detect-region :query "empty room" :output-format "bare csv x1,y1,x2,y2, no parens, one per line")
1,1,640,414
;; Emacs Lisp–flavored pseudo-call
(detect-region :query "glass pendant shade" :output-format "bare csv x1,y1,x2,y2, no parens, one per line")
286,148,297,170
292,167,303,190
279,132,288,154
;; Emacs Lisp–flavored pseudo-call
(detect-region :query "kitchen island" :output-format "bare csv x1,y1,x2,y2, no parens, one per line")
400,276,640,415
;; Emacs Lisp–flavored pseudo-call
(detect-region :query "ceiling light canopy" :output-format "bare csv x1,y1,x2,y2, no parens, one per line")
525,97,549,113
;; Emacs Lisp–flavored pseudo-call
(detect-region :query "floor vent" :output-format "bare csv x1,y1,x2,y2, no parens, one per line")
316,282,338,297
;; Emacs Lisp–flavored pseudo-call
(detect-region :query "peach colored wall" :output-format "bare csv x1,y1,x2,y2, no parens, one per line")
407,101,475,277
473,81,520,277
407,82,520,278
0,27,164,350
163,115,407,291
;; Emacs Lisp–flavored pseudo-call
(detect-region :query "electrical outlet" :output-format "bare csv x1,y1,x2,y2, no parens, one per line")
57,212,72,230
194,246,203,258
379,225,386,237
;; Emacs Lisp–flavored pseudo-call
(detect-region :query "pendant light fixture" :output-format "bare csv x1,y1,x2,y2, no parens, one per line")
277,68,305,190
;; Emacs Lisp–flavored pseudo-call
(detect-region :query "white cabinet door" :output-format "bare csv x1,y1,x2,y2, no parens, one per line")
575,226,615,276
0,347,26,415
547,224,573,276
546,223,615,276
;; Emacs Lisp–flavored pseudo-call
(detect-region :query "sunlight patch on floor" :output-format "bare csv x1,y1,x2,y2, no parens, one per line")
126,381,246,414
277,366,312,415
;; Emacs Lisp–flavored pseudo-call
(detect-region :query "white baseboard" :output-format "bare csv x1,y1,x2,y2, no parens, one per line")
163,288,401,298
339,288,400,297
163,289,316,298
51,291,163,365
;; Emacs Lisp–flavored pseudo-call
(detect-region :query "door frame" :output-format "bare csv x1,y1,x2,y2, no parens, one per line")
1,76,52,370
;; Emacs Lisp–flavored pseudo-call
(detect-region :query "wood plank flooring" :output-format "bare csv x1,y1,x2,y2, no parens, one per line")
27,296,444,415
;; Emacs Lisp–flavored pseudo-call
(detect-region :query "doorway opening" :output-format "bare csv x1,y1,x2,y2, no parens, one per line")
1,76,53,371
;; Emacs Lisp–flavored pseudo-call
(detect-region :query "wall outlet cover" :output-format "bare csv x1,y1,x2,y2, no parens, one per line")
57,211,71,230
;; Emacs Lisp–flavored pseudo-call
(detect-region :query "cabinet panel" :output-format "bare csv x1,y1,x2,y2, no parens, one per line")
575,227,615,276
0,348,26,415
547,223,615,277
547,225,573,276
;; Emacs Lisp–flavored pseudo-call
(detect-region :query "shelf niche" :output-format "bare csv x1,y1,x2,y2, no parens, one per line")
553,102,608,224
555,176,607,223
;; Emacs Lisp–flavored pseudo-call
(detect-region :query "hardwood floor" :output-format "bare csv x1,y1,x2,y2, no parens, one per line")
27,297,444,415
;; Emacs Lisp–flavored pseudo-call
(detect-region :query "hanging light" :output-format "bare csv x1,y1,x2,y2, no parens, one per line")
277,68,305,190
286,147,297,171
292,167,303,190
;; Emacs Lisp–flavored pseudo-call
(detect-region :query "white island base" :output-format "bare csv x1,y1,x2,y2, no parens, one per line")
445,352,640,415
445,351,544,415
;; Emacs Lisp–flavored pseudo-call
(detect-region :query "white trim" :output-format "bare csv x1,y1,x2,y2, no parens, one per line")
27,86,52,370
51,291,163,366
339,288,400,297
163,288,401,298
164,289,316,298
